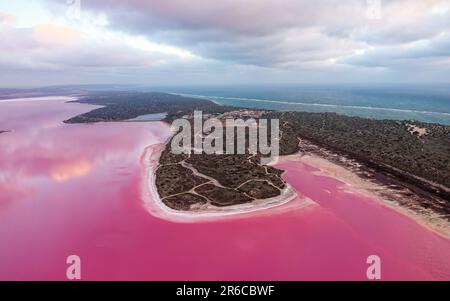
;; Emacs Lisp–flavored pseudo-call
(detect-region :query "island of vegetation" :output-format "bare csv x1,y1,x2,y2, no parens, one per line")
64,91,450,223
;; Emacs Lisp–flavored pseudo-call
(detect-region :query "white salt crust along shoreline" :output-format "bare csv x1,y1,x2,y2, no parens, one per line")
140,143,309,223
283,153,450,238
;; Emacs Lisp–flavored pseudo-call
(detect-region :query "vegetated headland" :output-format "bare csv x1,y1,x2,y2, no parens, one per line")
64,91,450,226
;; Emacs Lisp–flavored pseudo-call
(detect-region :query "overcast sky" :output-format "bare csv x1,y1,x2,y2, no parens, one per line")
0,0,449,87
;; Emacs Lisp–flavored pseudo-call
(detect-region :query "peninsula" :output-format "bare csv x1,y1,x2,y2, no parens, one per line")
64,91,450,227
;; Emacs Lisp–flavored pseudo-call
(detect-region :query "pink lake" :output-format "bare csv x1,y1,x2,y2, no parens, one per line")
0,98,449,280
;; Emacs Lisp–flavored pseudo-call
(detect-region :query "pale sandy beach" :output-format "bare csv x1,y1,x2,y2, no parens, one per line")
141,142,303,223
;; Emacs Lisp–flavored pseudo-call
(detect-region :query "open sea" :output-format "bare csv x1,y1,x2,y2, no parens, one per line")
156,84,450,125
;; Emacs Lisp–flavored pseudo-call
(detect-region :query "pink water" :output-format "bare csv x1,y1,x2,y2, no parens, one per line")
0,99,449,280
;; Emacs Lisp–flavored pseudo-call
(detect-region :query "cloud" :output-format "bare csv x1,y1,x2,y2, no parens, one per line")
49,0,450,69
0,14,191,71
33,23,84,47
1,0,450,85
0,11,17,25
341,33,450,68
61,0,368,67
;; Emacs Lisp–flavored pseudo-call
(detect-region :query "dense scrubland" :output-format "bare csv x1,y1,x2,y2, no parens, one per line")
268,111,450,197
64,92,234,123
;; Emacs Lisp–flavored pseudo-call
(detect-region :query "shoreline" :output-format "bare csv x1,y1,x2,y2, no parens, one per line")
140,141,304,223
167,92,224,107
3,94,449,280
282,152,450,238
56,93,448,234
140,129,449,236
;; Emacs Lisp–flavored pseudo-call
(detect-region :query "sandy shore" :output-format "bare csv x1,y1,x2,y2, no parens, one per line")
281,152,450,237
140,143,308,223
139,117,449,235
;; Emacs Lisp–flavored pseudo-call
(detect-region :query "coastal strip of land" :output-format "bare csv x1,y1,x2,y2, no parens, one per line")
63,91,450,233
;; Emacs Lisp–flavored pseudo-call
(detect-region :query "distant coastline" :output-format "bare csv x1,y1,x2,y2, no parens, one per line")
165,87,450,125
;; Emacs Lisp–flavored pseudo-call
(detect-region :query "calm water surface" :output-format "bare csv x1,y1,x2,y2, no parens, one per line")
0,98,449,280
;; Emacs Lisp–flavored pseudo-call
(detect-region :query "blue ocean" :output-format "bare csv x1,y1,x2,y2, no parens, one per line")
156,84,450,125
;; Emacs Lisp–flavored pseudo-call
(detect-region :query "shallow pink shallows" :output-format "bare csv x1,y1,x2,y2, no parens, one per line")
0,99,449,280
